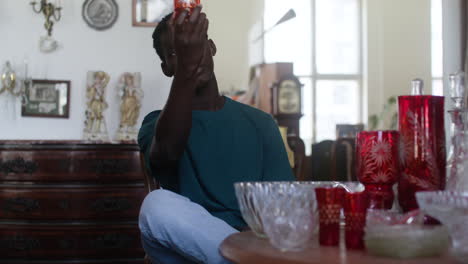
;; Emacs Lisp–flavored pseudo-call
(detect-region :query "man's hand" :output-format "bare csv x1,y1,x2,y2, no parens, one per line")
150,6,211,171
171,6,209,82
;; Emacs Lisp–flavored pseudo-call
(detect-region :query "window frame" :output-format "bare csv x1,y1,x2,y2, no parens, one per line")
264,0,364,149
431,0,443,96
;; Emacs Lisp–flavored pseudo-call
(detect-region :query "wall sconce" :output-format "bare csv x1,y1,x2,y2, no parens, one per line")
30,0,62,37
0,61,17,96
1,61,29,105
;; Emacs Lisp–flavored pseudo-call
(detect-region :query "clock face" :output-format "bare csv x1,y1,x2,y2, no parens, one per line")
278,80,301,114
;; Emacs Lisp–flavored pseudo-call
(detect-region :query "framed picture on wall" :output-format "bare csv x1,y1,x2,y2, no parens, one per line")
22,80,71,118
133,0,169,27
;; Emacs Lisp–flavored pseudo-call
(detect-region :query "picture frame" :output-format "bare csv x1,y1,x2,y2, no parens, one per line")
132,0,166,27
22,79,71,119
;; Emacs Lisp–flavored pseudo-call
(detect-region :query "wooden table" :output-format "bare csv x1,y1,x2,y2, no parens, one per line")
220,231,457,264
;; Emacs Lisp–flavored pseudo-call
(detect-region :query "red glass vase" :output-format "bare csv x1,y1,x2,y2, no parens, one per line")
356,131,400,209
398,96,445,212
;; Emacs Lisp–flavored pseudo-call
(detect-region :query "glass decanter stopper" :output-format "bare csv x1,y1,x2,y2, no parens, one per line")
411,78,424,95
449,72,466,109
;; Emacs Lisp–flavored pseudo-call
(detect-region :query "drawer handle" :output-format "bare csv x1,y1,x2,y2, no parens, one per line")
0,158,38,175
4,198,40,213
58,239,76,249
90,233,132,249
91,159,128,174
91,198,132,212
0,235,40,251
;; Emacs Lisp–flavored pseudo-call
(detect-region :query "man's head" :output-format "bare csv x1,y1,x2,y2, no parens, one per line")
152,13,172,63
152,12,217,85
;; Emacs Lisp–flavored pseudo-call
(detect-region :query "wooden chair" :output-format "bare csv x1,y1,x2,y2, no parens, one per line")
333,124,362,181
330,138,358,181
287,134,306,181
140,152,159,193
309,138,358,182
140,152,158,264
310,140,334,181
336,124,364,139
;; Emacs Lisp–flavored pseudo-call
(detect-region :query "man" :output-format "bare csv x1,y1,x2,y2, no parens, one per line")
138,6,294,264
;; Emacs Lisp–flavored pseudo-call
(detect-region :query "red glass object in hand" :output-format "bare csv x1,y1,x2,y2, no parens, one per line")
356,131,400,209
398,96,446,212
343,191,369,250
315,187,345,246
174,0,200,13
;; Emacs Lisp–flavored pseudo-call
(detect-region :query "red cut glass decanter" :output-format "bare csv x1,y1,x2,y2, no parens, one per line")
398,79,446,212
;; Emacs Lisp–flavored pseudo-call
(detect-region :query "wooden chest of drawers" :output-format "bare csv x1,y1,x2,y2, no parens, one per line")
0,141,147,264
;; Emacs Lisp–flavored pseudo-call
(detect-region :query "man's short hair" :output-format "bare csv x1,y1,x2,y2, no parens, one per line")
152,13,173,62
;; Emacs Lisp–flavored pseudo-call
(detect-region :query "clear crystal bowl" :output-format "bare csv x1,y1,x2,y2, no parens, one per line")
234,182,269,237
416,191,468,263
259,182,318,251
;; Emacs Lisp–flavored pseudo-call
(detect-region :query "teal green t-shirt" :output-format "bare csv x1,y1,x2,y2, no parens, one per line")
138,97,295,228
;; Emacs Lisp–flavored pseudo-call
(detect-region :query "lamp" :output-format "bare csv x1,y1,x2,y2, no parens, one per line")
30,0,62,37
254,8,296,42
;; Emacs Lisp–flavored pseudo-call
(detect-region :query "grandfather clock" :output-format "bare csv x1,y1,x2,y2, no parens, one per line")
271,74,306,179
271,75,303,135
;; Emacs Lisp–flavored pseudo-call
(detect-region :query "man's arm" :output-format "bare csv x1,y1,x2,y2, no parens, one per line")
149,73,196,171
149,7,209,173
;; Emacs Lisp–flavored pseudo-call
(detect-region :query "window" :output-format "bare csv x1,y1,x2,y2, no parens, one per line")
264,0,363,154
431,0,443,96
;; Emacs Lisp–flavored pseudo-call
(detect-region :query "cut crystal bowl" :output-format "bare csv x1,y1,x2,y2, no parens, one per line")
259,182,317,251
416,191,468,263
234,182,270,237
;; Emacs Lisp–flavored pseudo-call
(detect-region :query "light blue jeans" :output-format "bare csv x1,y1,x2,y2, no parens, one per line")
139,189,238,264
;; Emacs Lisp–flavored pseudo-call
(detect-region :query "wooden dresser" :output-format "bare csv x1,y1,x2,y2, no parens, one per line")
0,141,147,264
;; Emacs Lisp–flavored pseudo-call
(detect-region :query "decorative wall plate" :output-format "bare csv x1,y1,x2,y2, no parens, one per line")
82,0,119,31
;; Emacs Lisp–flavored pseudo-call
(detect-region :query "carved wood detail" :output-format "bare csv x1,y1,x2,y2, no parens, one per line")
3,198,40,213
0,158,38,175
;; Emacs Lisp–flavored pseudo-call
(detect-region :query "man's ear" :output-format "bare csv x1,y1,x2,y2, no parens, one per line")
208,39,217,56
161,62,174,77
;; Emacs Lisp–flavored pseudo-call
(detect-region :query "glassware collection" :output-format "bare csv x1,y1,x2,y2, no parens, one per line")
235,73,468,263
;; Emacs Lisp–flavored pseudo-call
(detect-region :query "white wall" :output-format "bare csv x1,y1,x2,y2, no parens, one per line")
365,0,464,135
365,0,432,122
0,0,170,140
0,0,260,140
204,0,264,93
